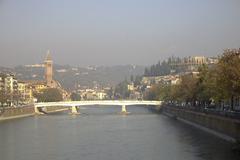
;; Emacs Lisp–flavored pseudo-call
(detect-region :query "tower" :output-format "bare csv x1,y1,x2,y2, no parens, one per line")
44,50,53,87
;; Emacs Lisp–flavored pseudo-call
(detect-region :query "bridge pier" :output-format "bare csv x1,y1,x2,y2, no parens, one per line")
35,107,41,114
120,105,129,115
35,107,47,114
71,106,80,115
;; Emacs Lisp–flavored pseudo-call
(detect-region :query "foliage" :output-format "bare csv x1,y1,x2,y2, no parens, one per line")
144,56,188,77
215,49,240,109
0,90,9,107
70,92,81,101
144,60,171,77
144,49,240,110
144,84,160,100
34,88,63,102
106,87,114,100
133,75,142,86
114,80,130,99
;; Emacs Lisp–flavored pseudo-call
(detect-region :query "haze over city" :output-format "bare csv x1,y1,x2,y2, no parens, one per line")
0,0,240,67
1,1,240,160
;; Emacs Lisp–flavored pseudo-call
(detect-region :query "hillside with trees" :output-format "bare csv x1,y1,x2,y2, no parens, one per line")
145,49,240,110
13,65,144,90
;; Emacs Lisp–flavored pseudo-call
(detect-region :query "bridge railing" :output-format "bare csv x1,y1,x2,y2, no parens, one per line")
34,100,162,108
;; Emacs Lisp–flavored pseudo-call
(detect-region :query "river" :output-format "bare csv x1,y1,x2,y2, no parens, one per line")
0,106,239,160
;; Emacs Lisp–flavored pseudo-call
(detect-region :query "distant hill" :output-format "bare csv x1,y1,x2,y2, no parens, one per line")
0,66,14,74
12,64,145,90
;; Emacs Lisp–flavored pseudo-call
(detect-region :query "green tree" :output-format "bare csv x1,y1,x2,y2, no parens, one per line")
0,74,7,108
0,90,9,108
178,74,199,106
134,75,142,86
196,65,213,106
106,87,114,100
158,84,172,101
34,88,63,102
114,80,130,99
215,49,240,110
70,92,81,101
144,84,160,100
130,75,134,82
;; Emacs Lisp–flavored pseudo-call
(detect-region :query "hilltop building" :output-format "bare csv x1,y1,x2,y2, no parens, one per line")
170,56,218,72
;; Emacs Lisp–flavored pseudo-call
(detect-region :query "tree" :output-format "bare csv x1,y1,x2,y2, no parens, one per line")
158,84,172,101
70,92,81,101
144,60,171,77
114,80,130,99
130,75,134,82
34,88,63,102
195,65,225,107
0,74,7,108
143,49,240,110
0,90,9,108
144,84,160,100
106,87,114,99
215,49,240,110
134,75,142,86
178,74,199,106
196,65,214,106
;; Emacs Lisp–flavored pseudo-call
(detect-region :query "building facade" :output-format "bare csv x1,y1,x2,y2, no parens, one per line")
0,73,19,106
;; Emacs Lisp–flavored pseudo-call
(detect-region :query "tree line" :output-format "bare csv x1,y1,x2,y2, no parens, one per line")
144,60,171,76
145,49,240,110
144,56,189,77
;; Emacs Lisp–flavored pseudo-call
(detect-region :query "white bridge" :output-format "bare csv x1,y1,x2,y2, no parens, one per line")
34,100,162,114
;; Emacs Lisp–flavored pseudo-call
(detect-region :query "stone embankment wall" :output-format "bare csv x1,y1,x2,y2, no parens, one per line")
0,105,35,121
161,106,240,142
0,105,70,121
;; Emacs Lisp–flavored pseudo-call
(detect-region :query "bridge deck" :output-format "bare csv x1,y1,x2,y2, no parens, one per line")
35,100,162,108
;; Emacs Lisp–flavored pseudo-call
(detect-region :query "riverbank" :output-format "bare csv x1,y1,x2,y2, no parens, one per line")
158,106,240,143
0,105,69,121
0,106,35,121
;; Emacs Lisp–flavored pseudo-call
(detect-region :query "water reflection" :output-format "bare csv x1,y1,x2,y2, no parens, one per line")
0,106,239,160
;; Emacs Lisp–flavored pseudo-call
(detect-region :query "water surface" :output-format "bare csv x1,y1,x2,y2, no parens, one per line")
0,106,238,160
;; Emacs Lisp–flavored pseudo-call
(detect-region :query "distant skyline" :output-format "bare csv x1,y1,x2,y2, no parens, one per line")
0,0,240,67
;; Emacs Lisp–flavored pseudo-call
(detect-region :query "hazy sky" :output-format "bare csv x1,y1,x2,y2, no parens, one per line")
0,0,240,67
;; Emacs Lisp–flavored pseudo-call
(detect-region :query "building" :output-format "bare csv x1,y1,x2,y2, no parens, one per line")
4,74,18,94
0,73,19,106
18,81,33,103
191,56,207,64
97,91,107,100
142,75,180,86
76,88,108,100
170,56,218,72
0,51,71,105
127,82,135,91
24,80,48,94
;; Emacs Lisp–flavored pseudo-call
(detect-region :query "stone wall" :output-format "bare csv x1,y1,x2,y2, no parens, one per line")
0,105,35,120
162,106,240,142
